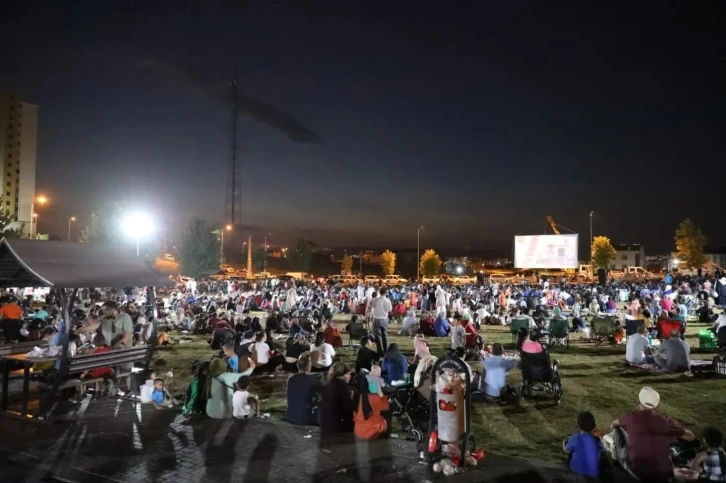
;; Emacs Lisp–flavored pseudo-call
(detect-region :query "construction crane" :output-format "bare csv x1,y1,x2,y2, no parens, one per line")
546,216,560,235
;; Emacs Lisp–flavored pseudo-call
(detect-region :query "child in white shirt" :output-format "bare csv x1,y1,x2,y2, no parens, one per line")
232,376,259,419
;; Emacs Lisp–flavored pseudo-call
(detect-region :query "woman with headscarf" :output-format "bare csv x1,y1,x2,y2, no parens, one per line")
318,362,354,433
205,358,240,419
352,371,391,440
381,343,408,384
399,309,419,336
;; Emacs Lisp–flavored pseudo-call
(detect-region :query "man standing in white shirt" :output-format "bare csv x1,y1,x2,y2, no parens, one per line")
369,286,393,356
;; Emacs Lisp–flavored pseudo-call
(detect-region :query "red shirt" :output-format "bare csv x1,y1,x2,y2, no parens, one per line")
618,410,684,477
87,347,113,379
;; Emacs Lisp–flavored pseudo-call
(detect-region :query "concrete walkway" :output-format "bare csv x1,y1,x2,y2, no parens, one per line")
0,397,587,482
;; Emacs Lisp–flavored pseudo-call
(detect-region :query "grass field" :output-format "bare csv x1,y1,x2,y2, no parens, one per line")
150,315,725,462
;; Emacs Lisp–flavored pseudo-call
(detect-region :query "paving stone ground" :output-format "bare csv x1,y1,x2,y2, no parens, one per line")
0,396,592,482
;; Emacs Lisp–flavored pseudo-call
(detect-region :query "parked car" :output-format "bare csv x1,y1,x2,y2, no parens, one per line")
220,264,236,274
364,275,381,284
162,253,176,262
383,275,407,286
255,271,272,279
452,275,477,285
421,275,440,284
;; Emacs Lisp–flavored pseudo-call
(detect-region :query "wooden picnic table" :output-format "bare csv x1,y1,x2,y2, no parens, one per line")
1,353,60,418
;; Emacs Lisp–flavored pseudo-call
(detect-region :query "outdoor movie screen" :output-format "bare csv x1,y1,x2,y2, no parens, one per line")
514,234,579,269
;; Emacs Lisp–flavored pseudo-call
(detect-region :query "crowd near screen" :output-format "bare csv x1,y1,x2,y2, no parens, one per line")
514,234,579,269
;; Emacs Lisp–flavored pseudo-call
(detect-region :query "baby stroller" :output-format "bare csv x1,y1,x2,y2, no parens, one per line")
385,383,431,442
519,350,563,405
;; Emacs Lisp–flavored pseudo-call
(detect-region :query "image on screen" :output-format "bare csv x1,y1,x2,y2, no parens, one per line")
514,234,579,269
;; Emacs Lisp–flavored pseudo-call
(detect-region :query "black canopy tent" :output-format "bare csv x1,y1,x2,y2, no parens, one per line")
0,238,174,418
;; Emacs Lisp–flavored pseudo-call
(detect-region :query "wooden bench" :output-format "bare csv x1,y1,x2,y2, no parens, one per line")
42,345,153,401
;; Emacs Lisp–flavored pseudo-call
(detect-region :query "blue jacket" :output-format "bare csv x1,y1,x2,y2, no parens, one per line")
382,355,409,384
434,316,450,337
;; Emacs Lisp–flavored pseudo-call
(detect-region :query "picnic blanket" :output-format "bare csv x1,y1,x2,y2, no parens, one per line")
626,359,712,374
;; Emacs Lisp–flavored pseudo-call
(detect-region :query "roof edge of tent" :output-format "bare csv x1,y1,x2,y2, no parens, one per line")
0,238,175,289
0,237,54,287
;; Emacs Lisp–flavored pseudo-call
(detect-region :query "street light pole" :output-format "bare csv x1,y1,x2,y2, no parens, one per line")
417,226,423,281
220,224,232,266
589,211,594,267
264,233,271,272
29,202,34,239
68,216,76,242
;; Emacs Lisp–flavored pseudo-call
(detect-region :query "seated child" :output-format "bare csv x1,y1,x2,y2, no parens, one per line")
232,375,259,419
689,426,726,481
80,334,113,380
563,411,603,479
224,343,239,373
151,377,175,409
366,364,385,397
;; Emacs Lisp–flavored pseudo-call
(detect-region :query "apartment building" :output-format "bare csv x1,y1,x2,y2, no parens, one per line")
0,91,37,233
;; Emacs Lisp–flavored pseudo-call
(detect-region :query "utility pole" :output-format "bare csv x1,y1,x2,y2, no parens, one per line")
417,226,423,281
246,235,253,278
589,211,594,267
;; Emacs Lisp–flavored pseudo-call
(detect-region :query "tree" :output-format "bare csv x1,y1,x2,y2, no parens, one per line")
178,218,220,278
420,249,442,277
380,250,396,276
591,236,617,269
0,207,24,238
673,218,708,268
252,247,266,272
80,202,126,243
287,238,312,272
341,254,353,273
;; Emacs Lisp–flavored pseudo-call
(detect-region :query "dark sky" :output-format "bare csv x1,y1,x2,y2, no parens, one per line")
1,1,724,255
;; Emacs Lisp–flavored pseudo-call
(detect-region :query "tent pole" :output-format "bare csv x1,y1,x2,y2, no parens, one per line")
36,287,77,419
144,286,158,378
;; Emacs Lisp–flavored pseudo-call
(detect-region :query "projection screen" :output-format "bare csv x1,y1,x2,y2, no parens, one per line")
514,234,579,269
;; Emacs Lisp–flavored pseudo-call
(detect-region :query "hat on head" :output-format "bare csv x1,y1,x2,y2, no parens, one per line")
638,386,660,409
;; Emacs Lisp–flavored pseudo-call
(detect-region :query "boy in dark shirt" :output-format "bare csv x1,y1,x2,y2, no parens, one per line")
355,336,378,373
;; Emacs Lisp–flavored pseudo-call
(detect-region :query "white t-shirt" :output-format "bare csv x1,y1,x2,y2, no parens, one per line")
625,334,649,364
253,342,270,364
232,390,253,418
313,343,335,368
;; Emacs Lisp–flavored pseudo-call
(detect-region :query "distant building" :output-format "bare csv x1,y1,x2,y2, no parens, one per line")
0,91,37,235
704,247,726,270
611,243,645,270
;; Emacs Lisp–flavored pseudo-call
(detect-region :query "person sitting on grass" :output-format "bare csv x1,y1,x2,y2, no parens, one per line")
353,370,391,441
381,343,408,384
433,312,451,337
563,411,604,480
480,343,519,401
323,319,343,348
251,331,285,375
232,376,259,419
355,336,378,373
366,364,386,396
399,310,419,336
310,331,336,372
412,334,431,366
654,329,690,373
318,362,354,433
223,342,239,373
285,354,323,426
689,426,726,481
625,325,653,365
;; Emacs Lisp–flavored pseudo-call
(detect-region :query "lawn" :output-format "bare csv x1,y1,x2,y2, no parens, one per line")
151,315,725,462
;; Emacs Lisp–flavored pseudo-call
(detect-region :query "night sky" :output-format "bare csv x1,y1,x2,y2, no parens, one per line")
1,1,724,255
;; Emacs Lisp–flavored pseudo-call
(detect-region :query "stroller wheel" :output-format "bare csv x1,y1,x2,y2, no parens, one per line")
408,428,424,443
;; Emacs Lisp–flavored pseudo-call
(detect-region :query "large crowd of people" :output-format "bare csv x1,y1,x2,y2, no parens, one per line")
1,268,725,481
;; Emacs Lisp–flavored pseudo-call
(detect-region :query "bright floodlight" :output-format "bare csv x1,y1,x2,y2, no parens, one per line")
672,258,680,264
122,212,154,240
456,266,463,274
225,224,233,231
36,195,48,204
